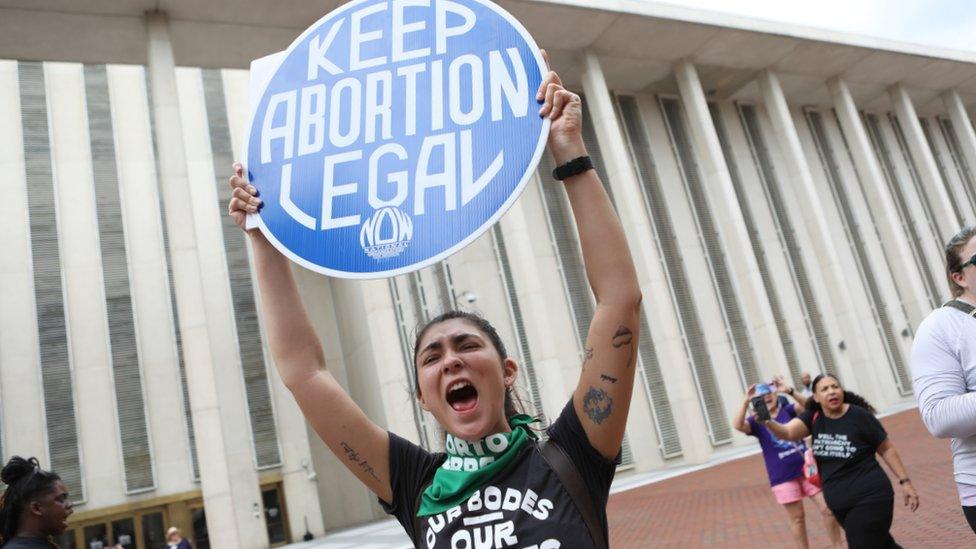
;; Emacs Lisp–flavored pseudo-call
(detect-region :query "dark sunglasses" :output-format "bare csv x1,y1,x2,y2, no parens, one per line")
957,253,976,272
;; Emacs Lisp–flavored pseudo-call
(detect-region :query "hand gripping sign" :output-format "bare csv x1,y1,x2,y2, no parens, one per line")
244,0,549,278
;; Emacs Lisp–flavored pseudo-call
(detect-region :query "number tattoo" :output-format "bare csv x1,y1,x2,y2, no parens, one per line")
582,386,613,424
600,374,618,384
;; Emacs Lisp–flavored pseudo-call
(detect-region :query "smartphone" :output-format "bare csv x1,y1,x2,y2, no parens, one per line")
751,396,771,422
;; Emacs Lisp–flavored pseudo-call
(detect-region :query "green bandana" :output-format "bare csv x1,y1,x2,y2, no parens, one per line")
418,415,539,516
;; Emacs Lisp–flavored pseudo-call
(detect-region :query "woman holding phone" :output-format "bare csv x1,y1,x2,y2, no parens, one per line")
732,377,843,548
764,374,919,548
227,56,641,548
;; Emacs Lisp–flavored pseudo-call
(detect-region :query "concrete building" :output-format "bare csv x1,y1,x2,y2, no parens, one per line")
0,0,974,547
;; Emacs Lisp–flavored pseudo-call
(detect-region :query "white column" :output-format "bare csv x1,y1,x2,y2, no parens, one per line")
146,12,262,548
889,83,960,238
672,59,788,380
46,61,125,506
221,67,326,541
580,51,712,463
755,70,863,390
943,88,976,219
496,188,570,423
0,60,48,462
828,77,931,327
107,64,196,493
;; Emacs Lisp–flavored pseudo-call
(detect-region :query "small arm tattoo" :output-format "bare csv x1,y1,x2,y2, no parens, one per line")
340,441,379,481
600,374,618,384
585,346,594,360
582,386,613,424
612,325,633,348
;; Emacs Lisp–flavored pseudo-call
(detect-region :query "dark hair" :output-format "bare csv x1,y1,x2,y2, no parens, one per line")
0,456,62,543
804,374,877,415
412,310,519,419
945,226,976,297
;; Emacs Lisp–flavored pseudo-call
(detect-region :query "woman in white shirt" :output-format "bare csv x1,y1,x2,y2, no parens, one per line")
911,225,976,534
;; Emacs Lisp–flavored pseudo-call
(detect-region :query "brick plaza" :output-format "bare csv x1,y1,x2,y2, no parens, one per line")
608,409,971,548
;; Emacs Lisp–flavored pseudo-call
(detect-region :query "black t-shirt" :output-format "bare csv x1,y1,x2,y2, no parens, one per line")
0,537,56,548
380,399,619,548
799,404,894,510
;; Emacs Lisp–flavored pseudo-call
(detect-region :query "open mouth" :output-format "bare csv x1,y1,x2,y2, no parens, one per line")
446,380,479,413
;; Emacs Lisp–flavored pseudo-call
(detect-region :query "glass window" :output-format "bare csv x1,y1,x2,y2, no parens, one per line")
52,529,77,549
262,487,288,545
111,518,135,549
141,512,166,549
191,507,210,549
84,523,107,549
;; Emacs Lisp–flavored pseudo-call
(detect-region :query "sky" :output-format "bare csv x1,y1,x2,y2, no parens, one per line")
655,0,976,53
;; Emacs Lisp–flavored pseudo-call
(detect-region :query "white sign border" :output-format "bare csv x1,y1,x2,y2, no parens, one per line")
242,0,552,280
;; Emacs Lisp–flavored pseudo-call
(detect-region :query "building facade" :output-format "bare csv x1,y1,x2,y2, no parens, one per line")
1,0,975,547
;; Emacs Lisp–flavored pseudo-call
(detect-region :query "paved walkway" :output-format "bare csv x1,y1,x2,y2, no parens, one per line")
292,406,972,547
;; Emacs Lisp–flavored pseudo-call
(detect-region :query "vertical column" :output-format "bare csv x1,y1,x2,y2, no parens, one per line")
221,68,326,541
145,12,264,548
495,191,569,421
943,89,976,220
46,61,125,505
889,84,960,237
0,60,48,462
580,51,708,462
672,59,787,378
107,64,196,493
828,77,931,326
756,70,863,389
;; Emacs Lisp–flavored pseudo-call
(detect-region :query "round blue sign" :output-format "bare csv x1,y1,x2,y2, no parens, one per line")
245,0,549,278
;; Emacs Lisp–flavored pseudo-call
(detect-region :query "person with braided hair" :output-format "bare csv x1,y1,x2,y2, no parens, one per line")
0,456,72,548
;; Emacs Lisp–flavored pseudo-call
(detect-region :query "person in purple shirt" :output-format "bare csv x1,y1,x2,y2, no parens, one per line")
733,377,843,549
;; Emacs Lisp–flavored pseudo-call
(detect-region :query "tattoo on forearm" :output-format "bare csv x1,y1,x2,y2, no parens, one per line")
611,326,633,348
600,374,618,384
340,441,380,481
582,386,613,424
582,345,594,371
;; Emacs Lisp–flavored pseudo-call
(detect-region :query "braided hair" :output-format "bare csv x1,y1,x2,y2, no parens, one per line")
803,374,877,415
0,456,62,543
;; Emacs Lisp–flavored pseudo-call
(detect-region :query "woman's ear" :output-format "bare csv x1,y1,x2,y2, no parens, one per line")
416,389,430,412
503,357,519,387
952,269,969,291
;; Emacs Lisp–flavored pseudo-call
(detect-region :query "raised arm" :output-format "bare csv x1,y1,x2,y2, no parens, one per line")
764,417,809,442
732,384,757,435
912,321,976,439
536,67,642,459
229,165,392,502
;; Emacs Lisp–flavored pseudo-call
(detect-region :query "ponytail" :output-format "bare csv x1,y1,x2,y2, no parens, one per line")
806,374,877,415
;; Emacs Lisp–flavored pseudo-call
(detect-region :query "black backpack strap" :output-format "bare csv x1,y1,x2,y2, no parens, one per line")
539,439,609,549
945,299,976,318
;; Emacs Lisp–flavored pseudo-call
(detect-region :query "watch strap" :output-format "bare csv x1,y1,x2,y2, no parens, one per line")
552,156,594,181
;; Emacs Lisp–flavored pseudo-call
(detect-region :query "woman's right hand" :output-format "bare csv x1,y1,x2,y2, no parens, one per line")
745,383,757,402
228,163,262,231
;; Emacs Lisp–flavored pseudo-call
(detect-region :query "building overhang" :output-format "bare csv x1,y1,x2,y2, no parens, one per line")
1,0,974,113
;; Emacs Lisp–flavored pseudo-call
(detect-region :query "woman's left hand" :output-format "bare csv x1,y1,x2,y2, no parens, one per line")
902,482,920,512
535,50,585,163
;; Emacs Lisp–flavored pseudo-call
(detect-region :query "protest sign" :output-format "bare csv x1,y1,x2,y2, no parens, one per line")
244,0,549,278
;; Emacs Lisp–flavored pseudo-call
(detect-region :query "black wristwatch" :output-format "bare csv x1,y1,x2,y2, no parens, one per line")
552,156,594,181
788,387,794,396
